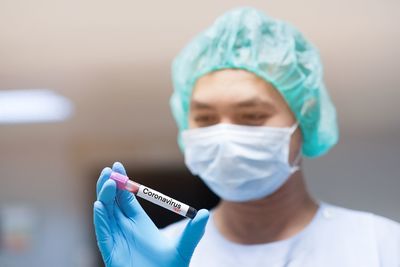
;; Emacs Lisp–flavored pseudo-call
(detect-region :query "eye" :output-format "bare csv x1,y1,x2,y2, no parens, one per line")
193,114,218,126
242,113,266,119
238,113,268,125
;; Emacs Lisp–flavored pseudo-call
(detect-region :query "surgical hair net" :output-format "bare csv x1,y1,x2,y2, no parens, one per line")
170,7,339,158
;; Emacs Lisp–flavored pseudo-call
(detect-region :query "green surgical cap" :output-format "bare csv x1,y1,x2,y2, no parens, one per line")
170,7,339,158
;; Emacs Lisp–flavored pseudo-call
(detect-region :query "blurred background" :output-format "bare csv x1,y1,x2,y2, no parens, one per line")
0,0,399,266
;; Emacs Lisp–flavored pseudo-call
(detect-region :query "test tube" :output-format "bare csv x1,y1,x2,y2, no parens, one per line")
110,172,198,219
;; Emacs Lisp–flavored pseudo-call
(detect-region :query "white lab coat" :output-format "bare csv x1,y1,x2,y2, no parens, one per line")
162,203,400,267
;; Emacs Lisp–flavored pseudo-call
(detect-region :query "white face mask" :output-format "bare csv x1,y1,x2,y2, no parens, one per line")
182,123,300,202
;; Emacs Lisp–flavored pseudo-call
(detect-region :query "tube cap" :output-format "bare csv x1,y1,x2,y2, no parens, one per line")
186,207,198,219
110,172,129,189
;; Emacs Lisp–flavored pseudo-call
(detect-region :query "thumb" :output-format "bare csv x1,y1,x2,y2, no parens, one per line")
176,209,209,262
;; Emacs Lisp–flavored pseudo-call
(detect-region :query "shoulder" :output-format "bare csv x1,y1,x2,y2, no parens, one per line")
370,213,400,261
160,219,189,239
322,203,400,261
320,203,398,226
370,213,400,236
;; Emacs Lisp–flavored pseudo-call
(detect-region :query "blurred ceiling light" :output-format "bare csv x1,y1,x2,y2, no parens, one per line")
0,89,74,124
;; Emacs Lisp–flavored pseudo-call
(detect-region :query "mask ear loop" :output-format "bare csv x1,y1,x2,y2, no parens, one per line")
289,121,299,134
288,122,302,169
287,98,316,170
291,151,302,169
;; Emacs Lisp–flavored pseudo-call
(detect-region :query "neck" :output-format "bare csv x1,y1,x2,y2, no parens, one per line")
213,170,318,244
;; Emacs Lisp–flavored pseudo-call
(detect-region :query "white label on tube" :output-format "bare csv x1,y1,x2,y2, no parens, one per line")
137,185,189,217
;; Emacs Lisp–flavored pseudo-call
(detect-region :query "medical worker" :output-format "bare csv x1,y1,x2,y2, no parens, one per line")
93,7,400,267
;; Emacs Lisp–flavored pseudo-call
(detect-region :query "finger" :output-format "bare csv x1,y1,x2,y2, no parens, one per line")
98,179,117,217
176,209,209,262
114,203,134,231
112,161,127,176
93,201,113,256
112,162,147,218
118,190,148,218
96,167,112,198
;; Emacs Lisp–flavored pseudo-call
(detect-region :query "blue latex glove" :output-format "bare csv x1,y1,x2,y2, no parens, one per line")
93,162,209,267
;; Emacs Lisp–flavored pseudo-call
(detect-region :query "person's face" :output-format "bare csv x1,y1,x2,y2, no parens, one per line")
188,69,302,164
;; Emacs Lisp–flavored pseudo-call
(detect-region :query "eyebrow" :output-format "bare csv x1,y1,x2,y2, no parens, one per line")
190,97,275,110
234,98,274,109
191,100,215,110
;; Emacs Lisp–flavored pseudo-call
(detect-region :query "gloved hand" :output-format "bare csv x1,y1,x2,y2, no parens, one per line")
93,162,209,267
